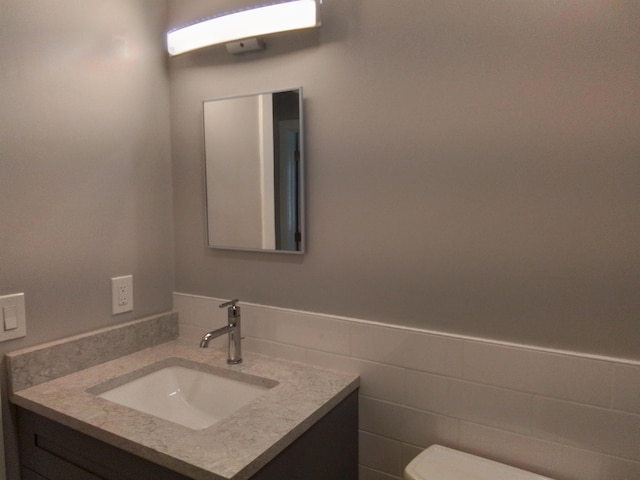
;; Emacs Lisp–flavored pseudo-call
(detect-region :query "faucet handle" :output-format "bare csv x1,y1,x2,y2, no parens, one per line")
219,299,239,309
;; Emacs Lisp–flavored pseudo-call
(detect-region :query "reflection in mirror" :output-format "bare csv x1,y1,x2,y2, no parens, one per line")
204,89,304,253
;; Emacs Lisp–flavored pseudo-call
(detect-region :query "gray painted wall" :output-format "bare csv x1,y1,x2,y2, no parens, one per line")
0,1,173,477
170,0,640,360
1,0,173,347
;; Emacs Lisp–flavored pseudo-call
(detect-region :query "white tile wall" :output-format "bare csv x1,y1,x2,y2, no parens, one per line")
603,455,640,480
462,342,613,407
612,364,640,414
174,293,640,480
532,397,640,460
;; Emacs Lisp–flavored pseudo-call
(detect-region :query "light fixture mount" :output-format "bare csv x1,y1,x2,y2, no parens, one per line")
226,38,266,55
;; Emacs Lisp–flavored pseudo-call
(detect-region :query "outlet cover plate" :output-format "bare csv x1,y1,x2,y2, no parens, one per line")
111,275,133,315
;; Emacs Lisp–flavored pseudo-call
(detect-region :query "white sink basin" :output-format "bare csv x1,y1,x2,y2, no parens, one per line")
96,364,273,430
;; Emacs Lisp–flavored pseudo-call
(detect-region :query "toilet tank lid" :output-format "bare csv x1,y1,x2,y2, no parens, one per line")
404,445,554,480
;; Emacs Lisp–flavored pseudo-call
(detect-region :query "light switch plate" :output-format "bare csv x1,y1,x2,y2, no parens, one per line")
0,293,26,342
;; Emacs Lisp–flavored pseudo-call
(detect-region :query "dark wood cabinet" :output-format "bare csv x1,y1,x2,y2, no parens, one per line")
18,390,358,480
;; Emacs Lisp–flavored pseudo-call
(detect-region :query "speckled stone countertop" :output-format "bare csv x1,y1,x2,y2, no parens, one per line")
7,315,359,480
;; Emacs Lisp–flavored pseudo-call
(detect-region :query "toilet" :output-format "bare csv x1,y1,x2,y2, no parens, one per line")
404,445,553,480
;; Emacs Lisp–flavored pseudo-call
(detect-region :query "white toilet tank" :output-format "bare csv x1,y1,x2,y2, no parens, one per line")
404,445,554,480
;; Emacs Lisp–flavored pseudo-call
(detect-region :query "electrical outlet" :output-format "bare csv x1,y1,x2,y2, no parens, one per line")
111,275,133,315
118,284,127,306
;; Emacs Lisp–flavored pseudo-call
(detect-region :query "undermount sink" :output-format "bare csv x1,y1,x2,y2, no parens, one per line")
93,362,276,430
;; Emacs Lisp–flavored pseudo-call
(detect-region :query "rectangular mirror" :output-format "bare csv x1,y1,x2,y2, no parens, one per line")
203,88,304,253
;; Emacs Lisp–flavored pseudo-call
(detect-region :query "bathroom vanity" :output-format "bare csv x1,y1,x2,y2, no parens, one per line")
17,391,358,480
7,314,359,480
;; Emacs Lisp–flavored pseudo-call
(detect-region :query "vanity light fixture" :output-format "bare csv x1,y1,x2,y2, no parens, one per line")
167,0,322,56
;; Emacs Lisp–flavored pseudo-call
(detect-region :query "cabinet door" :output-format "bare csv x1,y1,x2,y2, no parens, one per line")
19,411,105,480
20,468,49,480
18,409,191,480
251,390,359,480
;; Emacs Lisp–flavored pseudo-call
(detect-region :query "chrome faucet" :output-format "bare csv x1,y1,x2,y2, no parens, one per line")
199,299,242,364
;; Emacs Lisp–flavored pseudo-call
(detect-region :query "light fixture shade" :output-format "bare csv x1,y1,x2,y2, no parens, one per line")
167,0,322,56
